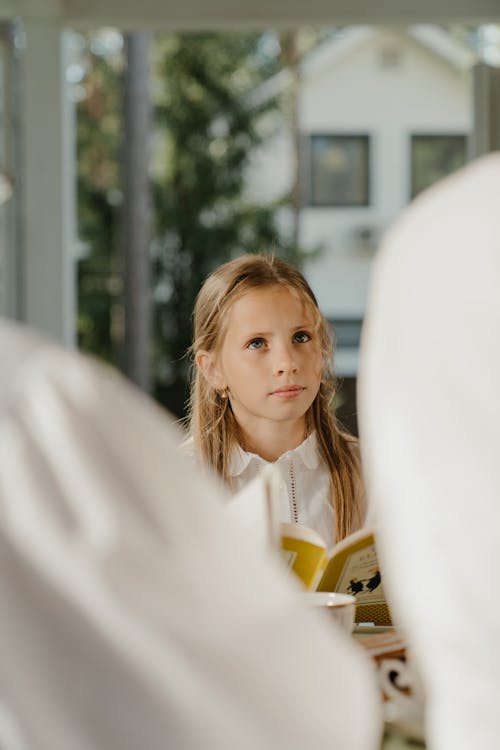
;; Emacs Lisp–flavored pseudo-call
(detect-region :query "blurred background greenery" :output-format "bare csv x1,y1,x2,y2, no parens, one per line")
76,30,320,419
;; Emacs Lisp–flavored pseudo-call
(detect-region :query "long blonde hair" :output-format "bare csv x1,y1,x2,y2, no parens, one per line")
189,254,363,541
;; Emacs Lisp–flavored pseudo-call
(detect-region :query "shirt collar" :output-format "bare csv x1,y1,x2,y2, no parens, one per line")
228,431,320,477
293,431,320,470
227,443,261,477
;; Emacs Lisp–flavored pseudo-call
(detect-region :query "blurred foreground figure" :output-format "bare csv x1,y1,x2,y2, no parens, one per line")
0,320,380,750
359,152,500,749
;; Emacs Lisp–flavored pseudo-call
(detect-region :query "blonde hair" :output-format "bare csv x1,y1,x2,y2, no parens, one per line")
189,254,364,541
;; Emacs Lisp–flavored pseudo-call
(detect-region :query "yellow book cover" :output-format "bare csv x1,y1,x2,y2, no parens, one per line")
281,524,391,626
229,471,390,625
280,523,328,590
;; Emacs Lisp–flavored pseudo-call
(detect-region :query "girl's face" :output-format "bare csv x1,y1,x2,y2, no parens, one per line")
200,285,323,438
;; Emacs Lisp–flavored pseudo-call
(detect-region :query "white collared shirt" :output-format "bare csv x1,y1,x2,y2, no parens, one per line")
228,433,336,553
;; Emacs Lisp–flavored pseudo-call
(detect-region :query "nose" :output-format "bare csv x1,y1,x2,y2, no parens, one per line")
273,342,298,377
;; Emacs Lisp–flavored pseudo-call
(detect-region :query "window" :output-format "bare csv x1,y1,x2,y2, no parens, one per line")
329,318,363,349
308,134,370,207
410,134,467,199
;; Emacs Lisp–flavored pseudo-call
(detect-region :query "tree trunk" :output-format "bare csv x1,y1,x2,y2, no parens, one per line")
280,31,302,247
121,32,152,392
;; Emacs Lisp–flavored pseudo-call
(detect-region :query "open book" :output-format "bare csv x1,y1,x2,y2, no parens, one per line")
226,465,390,626
281,523,391,626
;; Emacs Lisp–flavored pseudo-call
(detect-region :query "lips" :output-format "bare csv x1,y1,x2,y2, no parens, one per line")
271,385,305,397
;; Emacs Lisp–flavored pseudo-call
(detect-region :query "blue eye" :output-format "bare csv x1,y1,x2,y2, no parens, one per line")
293,331,311,344
247,338,265,350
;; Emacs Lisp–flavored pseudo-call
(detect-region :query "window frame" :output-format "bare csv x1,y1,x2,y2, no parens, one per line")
409,133,468,200
306,133,371,208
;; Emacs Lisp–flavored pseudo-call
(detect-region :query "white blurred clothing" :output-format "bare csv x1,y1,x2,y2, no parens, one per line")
358,153,500,749
0,320,381,750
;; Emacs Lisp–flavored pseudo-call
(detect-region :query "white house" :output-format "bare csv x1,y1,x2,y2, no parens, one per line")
246,26,476,376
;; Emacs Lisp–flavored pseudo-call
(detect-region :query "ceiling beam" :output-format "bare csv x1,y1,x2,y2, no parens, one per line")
2,0,499,30
0,1,62,22
43,0,500,30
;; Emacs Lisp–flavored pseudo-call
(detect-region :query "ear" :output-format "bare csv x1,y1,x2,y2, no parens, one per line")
195,350,226,391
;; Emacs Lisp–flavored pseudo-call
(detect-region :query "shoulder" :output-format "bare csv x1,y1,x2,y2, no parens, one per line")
179,434,228,488
344,435,369,526
331,430,362,469
179,434,195,454
178,434,201,469
346,435,362,465
179,433,203,460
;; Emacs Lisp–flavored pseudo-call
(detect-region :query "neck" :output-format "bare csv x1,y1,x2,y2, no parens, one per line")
237,419,308,462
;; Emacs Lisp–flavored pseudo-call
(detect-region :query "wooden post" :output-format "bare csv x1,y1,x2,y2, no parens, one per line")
122,31,152,391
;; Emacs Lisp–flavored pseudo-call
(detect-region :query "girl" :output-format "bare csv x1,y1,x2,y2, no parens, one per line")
188,254,365,547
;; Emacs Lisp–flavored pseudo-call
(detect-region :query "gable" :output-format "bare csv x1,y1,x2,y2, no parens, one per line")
300,28,471,132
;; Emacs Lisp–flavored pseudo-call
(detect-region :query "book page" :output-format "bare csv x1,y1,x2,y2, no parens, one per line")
334,543,385,606
317,529,391,625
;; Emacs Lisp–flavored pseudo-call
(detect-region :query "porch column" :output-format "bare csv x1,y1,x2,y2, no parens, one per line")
20,18,75,346
471,62,500,157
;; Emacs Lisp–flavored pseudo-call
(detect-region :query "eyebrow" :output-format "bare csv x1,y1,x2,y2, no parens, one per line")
242,323,314,338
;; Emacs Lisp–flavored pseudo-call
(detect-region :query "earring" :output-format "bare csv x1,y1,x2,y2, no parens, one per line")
219,388,228,399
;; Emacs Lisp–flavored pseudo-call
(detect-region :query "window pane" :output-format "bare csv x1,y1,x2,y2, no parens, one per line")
329,318,363,349
411,134,467,198
310,135,370,207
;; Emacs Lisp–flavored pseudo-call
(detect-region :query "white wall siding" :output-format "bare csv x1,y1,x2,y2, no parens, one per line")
247,28,472,341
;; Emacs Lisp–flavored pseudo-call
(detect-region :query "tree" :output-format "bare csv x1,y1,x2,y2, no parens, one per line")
121,32,152,391
152,32,308,417
76,31,123,366
76,30,314,417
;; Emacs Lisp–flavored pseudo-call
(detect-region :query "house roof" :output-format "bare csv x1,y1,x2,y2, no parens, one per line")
250,25,477,108
408,25,477,68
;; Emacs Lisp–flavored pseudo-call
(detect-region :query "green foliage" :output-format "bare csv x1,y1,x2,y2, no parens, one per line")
151,32,307,416
76,30,313,417
76,38,123,364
